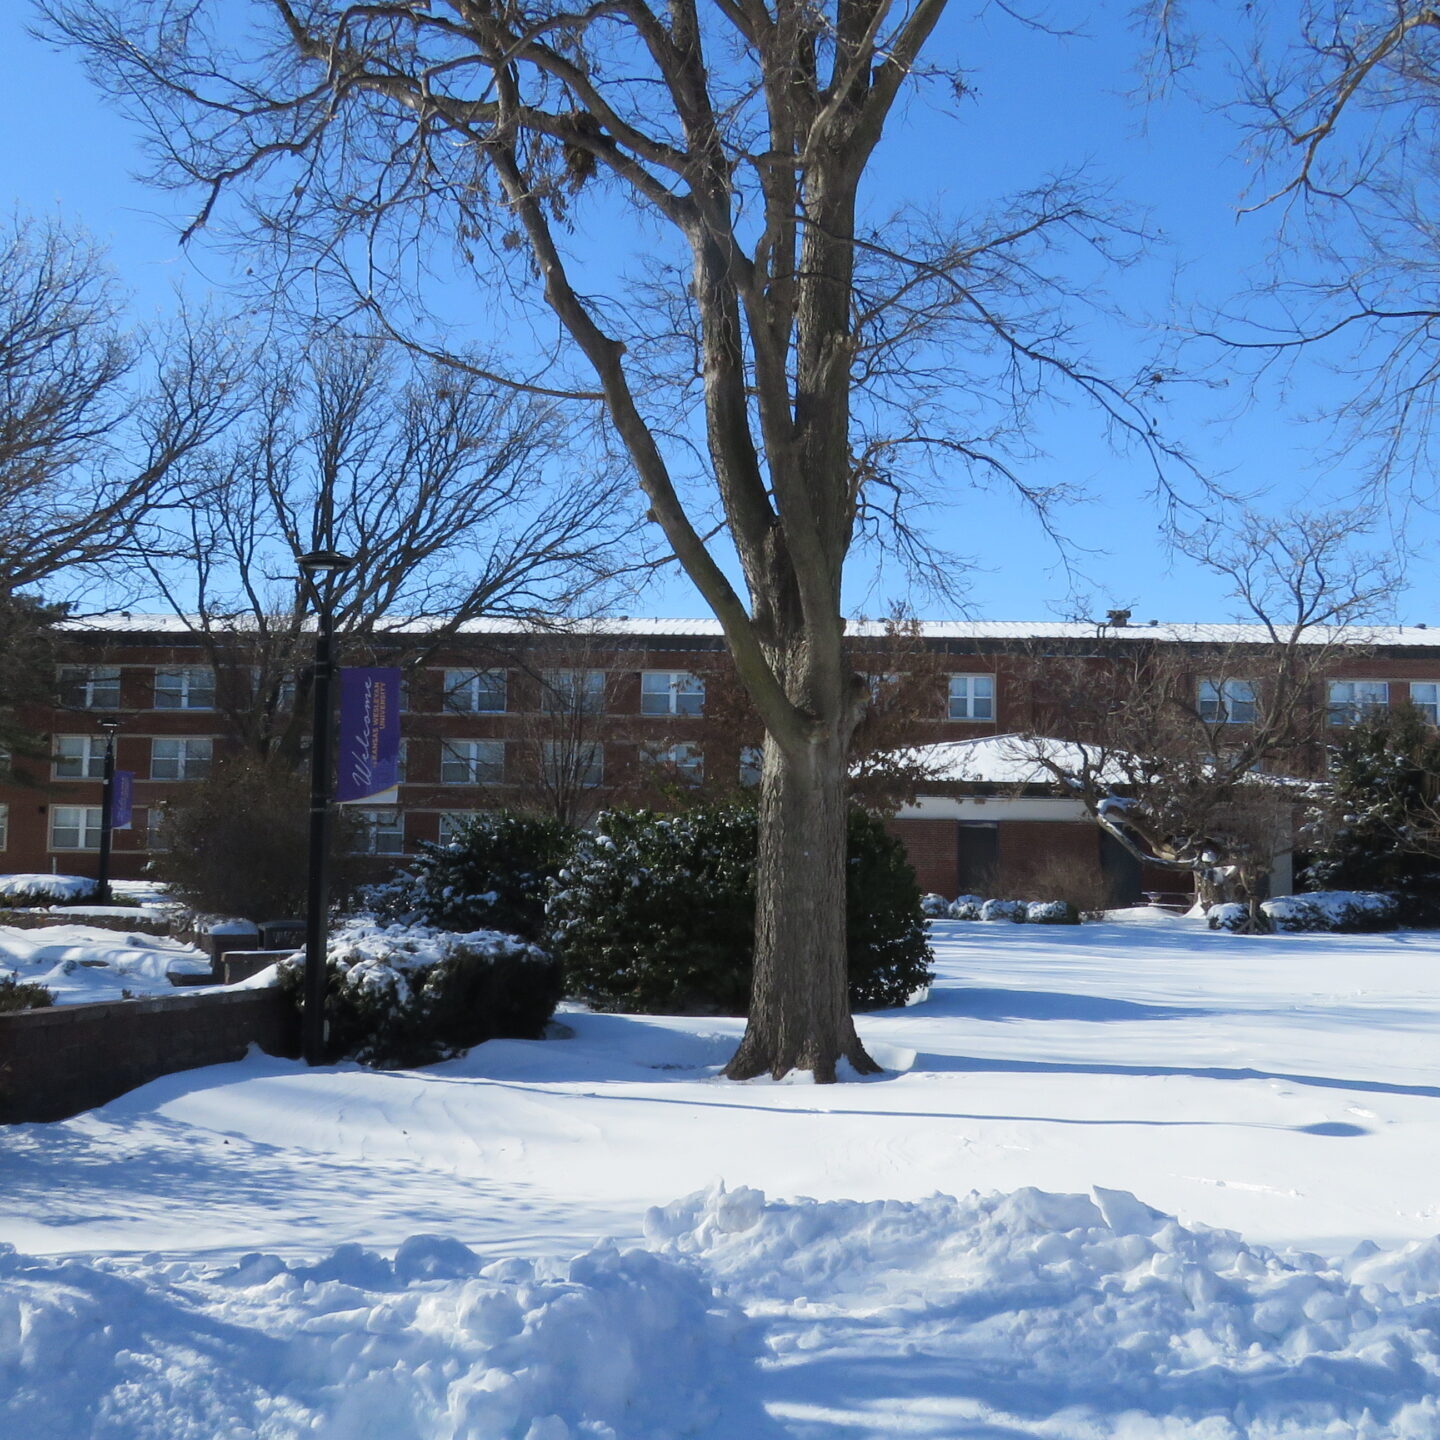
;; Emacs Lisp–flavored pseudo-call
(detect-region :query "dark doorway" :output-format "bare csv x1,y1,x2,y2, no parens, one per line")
956,823,999,895
1099,830,1144,905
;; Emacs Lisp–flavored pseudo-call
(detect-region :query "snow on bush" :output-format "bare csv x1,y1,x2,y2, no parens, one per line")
948,893,985,919
0,873,98,906
647,1183,1440,1436
1267,891,1399,933
0,1233,759,1440
277,918,562,1067
368,811,575,941
980,897,1026,923
1209,892,1399,934
920,891,950,917
1025,899,1080,925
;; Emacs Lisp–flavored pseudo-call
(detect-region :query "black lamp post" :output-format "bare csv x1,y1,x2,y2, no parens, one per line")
95,715,121,905
298,548,351,1066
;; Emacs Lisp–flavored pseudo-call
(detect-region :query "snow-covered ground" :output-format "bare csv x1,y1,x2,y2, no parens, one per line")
5,912,1440,1436
0,922,211,1002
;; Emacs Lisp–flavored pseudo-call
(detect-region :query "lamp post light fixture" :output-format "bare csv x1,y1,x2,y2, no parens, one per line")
298,548,352,1067
95,715,121,905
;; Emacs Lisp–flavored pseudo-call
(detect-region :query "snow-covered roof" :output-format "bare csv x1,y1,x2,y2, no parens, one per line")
56,613,1440,646
906,734,1127,787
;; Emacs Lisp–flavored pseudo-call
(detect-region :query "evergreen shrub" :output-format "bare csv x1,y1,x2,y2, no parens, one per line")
368,811,575,941
547,804,933,1015
980,899,1026,923
277,919,562,1068
0,975,54,1012
1307,705,1440,922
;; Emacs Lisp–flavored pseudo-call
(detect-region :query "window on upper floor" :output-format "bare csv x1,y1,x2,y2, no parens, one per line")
349,808,406,855
1198,678,1257,725
739,745,763,787
438,810,484,845
150,737,214,780
50,805,102,851
541,740,603,786
440,739,506,785
53,734,108,781
541,669,606,715
250,668,297,711
1411,682,1440,725
153,666,215,711
642,742,704,783
947,674,995,722
442,668,507,714
57,665,121,710
1328,680,1389,727
641,671,704,716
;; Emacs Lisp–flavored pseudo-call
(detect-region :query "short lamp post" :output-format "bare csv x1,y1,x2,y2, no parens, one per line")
95,715,121,905
298,548,352,1067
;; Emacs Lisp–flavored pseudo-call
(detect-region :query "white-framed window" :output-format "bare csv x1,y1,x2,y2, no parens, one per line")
0,802,8,851
642,742,704,783
1198,678,1257,725
1328,680,1389,726
541,740,603,787
50,805,102,851
440,739,506,785
153,666,215,711
150,737,214,780
641,670,704,716
350,808,406,855
739,745,764,787
396,738,409,785
144,805,170,853
866,672,900,704
58,665,121,710
53,734,108,780
1411,682,1440,725
541,669,606,715
438,810,483,845
948,674,995,721
250,668,297,711
442,669,507,714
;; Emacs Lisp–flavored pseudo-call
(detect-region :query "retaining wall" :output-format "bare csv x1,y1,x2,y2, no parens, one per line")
0,988,300,1124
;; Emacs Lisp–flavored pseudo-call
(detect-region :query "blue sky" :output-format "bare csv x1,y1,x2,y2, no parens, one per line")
4,3,1435,625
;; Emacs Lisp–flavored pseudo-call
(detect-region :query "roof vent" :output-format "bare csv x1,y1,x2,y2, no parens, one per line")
1418,622,1428,630
1105,608,1132,628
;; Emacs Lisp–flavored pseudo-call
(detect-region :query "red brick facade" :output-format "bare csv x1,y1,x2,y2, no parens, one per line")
5,618,1439,898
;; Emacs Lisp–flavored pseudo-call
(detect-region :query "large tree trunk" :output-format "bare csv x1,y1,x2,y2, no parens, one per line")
725,718,880,1082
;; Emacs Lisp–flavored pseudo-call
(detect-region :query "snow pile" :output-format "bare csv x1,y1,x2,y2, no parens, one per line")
647,1184,1440,1437
0,1234,757,1440
0,925,211,1003
920,892,950,917
0,873,97,905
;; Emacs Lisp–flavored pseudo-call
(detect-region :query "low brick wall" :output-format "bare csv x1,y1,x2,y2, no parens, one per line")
0,910,177,937
0,988,300,1125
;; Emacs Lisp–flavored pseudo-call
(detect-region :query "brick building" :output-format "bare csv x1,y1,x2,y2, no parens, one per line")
3,616,1438,901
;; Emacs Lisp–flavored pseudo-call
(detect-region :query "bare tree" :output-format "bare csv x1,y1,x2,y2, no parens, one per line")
1142,2,1440,488
50,1,1181,1079
1015,508,1396,916
139,329,630,758
0,213,243,597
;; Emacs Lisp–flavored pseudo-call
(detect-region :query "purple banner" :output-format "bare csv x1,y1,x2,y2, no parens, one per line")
337,667,402,804
111,771,134,830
